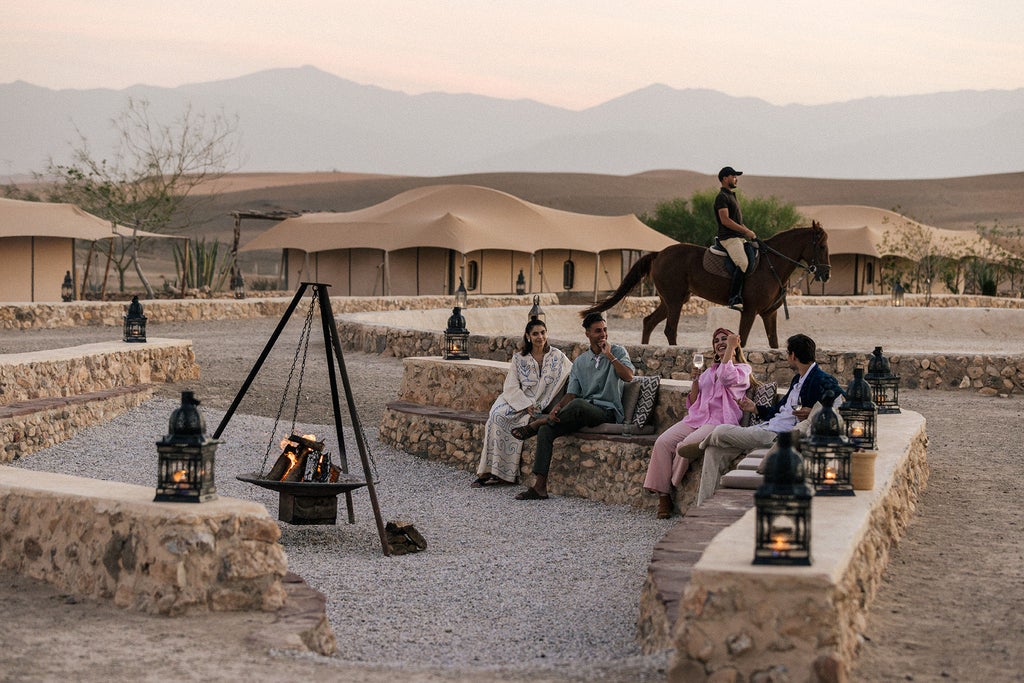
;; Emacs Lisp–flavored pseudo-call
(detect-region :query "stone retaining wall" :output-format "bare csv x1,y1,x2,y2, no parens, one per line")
0,467,288,617
1,386,154,463
665,411,928,682
0,339,199,406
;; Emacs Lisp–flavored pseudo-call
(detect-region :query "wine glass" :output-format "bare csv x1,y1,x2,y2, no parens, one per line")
692,353,704,371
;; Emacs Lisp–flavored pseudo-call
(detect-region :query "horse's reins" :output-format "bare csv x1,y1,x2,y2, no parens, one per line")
755,236,824,320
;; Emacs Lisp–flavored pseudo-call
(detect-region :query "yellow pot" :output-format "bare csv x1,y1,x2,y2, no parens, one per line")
851,450,878,490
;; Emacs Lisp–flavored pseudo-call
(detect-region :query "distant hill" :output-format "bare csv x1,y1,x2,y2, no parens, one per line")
2,65,1023,179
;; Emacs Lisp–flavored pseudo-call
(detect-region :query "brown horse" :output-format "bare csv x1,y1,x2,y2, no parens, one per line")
582,222,831,348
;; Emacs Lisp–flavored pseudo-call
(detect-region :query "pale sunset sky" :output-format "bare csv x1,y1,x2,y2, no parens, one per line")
3,0,1023,109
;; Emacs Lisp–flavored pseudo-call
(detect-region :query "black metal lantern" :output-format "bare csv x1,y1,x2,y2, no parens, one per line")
444,306,470,360
455,276,468,309
839,367,877,449
866,346,901,414
891,280,905,307
515,268,526,295
803,391,855,496
61,270,74,302
232,271,246,299
123,295,147,343
753,430,813,566
155,391,219,502
528,294,546,323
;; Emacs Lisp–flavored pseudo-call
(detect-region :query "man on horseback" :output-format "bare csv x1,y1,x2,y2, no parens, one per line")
714,166,758,310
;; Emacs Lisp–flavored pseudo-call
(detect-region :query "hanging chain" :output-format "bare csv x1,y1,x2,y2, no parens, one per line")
258,291,318,476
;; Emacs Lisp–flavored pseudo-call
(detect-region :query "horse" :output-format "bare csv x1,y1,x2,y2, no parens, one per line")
581,222,831,349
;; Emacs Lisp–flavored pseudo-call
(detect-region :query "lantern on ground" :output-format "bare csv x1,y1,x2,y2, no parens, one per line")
839,367,877,450
61,271,74,302
753,430,813,566
803,391,855,496
154,391,219,502
444,305,470,360
232,271,246,299
123,295,147,343
528,294,546,323
866,346,901,414
891,281,905,307
515,269,527,295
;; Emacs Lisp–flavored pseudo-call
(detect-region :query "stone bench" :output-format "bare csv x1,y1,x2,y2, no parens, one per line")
378,356,692,507
638,410,929,681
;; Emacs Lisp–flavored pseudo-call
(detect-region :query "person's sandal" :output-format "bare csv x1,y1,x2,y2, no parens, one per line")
657,495,673,519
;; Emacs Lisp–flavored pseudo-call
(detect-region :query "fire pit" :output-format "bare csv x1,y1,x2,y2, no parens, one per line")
237,433,370,524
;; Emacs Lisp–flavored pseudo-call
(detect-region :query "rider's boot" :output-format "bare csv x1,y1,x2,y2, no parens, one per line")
728,271,745,311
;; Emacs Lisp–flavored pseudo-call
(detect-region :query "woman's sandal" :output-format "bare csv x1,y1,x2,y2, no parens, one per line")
510,423,539,441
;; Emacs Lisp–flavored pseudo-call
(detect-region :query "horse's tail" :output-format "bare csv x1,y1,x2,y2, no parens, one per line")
579,252,657,318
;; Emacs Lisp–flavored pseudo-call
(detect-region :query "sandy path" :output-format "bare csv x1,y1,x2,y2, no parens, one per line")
2,317,1023,681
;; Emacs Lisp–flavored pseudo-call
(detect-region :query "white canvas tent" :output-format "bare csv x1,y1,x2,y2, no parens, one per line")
242,184,677,296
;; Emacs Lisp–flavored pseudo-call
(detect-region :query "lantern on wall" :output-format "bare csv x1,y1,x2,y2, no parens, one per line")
839,367,877,450
562,259,575,290
444,305,470,360
753,430,813,566
232,271,246,299
891,281,905,307
866,346,901,414
528,294,545,323
515,269,527,295
455,276,468,309
803,392,855,496
123,295,147,343
61,271,74,302
154,391,219,502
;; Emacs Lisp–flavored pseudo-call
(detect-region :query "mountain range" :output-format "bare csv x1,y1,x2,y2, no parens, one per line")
2,65,1023,180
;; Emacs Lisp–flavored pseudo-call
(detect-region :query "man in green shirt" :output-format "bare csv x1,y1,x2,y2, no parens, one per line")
514,312,634,500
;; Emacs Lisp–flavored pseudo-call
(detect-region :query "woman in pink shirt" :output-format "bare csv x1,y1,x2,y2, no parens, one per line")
643,328,751,518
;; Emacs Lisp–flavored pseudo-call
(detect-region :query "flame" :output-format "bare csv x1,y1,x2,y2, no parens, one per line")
280,450,303,481
172,469,188,483
276,434,319,481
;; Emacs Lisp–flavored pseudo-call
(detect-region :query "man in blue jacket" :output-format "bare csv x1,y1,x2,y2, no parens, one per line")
695,333,842,504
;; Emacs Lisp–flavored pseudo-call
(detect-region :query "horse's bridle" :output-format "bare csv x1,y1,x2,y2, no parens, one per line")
757,228,830,282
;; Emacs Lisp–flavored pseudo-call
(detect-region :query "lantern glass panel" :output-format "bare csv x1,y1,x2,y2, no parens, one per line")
839,405,877,449
444,330,470,360
753,496,812,565
803,440,855,496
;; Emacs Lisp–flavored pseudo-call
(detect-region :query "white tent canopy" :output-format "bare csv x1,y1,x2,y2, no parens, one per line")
241,184,677,255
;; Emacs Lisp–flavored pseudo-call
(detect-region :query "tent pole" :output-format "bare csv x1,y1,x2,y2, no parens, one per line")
529,253,535,293
593,252,601,303
383,251,391,296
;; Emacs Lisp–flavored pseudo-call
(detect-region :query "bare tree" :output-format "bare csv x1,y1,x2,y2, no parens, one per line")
42,98,238,297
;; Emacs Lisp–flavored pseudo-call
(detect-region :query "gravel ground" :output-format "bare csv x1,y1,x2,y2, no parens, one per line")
3,316,1024,682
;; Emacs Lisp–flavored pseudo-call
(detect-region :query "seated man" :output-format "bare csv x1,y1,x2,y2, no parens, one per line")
513,312,634,500
695,333,842,505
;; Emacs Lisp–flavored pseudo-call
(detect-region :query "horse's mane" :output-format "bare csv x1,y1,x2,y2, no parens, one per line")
764,220,824,244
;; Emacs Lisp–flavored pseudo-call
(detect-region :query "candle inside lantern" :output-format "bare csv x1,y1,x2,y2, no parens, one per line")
768,524,796,552
824,466,837,482
172,469,189,488
850,423,864,438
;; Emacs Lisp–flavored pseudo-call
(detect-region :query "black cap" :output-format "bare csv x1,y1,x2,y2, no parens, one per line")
718,166,743,180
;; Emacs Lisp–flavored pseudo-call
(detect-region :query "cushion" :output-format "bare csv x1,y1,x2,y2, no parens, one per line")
746,381,778,425
626,375,660,428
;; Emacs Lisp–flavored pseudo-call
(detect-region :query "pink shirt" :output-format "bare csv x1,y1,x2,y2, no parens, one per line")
682,360,752,429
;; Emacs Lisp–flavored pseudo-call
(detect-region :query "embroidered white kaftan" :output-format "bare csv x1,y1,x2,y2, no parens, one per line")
476,348,572,482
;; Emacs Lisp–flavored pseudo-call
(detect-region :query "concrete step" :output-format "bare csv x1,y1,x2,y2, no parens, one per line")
721,470,763,489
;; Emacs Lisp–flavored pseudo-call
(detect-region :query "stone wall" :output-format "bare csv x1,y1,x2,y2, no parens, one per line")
0,467,287,616
665,412,928,682
0,339,199,406
1,386,154,463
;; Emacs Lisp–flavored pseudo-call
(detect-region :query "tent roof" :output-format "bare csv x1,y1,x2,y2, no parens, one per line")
0,197,117,240
241,184,678,255
799,205,1016,260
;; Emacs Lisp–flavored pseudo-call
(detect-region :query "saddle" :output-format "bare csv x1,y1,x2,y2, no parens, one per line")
703,240,760,278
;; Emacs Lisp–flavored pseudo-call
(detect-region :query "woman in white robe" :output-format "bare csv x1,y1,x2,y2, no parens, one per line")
473,320,571,486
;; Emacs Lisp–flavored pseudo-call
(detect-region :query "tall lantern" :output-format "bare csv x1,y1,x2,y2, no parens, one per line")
515,269,527,295
232,271,246,299
454,276,468,309
528,294,546,323
839,367,877,449
803,391,855,496
753,430,813,566
866,346,901,414
891,280,905,307
154,391,219,502
123,295,147,343
444,305,470,360
61,271,74,302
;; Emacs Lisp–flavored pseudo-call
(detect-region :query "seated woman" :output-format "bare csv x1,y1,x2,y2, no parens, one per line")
472,319,572,487
643,328,752,518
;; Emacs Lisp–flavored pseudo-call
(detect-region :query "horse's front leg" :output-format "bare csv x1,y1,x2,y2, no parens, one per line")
738,308,758,348
761,309,780,349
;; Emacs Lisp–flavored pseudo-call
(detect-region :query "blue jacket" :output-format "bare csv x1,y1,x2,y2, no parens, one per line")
757,364,843,422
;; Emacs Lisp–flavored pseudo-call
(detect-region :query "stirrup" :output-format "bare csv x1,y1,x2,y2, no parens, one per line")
728,297,744,311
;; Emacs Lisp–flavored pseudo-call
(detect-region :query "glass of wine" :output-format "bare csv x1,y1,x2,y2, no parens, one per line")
692,353,705,371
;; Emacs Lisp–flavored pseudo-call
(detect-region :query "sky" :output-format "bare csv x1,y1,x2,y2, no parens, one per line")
4,1,1024,110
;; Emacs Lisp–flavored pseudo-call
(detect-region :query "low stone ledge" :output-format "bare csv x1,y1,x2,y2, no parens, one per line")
1,385,155,463
0,339,199,406
0,466,289,617
658,411,928,682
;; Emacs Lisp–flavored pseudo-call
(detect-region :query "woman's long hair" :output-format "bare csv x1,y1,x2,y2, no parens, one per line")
521,319,550,356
